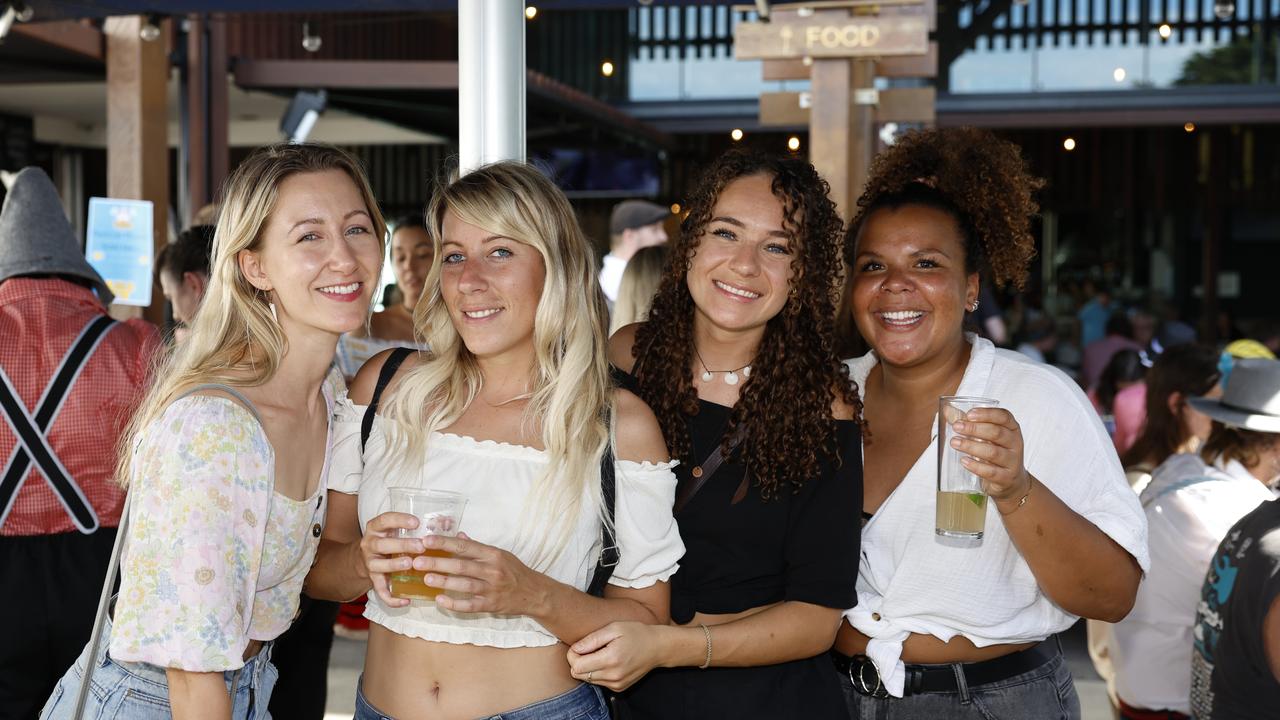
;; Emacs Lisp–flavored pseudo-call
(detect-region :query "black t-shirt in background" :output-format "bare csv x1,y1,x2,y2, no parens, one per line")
1190,498,1280,720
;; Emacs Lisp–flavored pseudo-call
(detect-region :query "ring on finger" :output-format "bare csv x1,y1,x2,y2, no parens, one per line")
587,671,594,683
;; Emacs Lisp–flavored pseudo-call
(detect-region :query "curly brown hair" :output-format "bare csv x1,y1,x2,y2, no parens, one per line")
844,127,1043,290
631,149,861,500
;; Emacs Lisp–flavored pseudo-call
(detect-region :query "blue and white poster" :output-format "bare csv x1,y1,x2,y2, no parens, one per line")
85,197,154,307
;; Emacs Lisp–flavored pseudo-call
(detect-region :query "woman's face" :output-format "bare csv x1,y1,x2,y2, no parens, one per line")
391,225,434,307
439,210,545,364
686,173,795,336
849,204,978,369
240,169,382,339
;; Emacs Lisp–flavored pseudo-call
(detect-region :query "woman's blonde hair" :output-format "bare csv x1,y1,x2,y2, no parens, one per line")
117,143,387,486
609,244,668,335
381,161,613,570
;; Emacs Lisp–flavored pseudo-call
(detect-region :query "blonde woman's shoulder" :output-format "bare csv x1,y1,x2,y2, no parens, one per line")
349,347,426,405
612,387,669,464
607,322,645,374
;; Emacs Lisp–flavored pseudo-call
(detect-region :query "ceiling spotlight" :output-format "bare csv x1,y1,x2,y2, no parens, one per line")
1158,23,1173,39
525,6,537,20
280,89,328,144
301,22,322,53
730,128,744,142
1063,137,1077,151
601,60,615,77
1184,122,1196,132
139,13,162,42
787,136,801,152
1213,0,1234,19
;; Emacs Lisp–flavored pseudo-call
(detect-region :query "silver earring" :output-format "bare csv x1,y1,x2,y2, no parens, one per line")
968,300,980,313
269,302,278,323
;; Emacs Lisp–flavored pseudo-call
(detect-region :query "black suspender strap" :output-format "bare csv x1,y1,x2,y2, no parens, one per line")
361,347,415,452
0,314,117,533
587,426,619,598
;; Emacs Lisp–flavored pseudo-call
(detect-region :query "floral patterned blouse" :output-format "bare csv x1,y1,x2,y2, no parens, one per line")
109,387,332,672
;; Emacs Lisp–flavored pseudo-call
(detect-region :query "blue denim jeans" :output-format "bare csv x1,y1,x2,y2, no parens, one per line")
839,646,1081,720
355,677,610,720
39,616,277,720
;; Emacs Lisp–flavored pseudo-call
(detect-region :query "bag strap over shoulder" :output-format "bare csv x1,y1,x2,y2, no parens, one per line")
587,422,618,598
361,347,415,452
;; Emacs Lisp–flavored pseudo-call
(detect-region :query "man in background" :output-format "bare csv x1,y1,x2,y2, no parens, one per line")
599,199,668,305
0,168,159,717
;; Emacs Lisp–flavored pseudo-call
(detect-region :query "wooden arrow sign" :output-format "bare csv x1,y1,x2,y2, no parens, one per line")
735,16,929,60
759,88,936,126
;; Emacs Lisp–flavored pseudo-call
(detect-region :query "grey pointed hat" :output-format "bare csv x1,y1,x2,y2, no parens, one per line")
1189,358,1280,433
0,167,113,305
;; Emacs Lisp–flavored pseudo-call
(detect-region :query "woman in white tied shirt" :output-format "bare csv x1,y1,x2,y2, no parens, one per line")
833,127,1150,719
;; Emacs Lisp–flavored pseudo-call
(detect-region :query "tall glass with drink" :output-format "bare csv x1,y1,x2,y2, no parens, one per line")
388,488,467,600
936,396,1000,539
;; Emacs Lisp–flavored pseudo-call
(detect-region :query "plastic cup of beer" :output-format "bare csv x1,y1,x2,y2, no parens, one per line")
388,488,467,600
936,396,1000,539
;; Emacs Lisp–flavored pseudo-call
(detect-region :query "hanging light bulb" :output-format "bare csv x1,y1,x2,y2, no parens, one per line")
601,60,615,77
1158,23,1173,39
525,6,537,20
301,22,322,53
787,136,801,152
1213,0,1235,19
730,128,744,142
139,13,162,42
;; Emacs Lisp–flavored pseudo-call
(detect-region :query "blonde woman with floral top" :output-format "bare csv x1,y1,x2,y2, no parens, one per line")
40,143,386,720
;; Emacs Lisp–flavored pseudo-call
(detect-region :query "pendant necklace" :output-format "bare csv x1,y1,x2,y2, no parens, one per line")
693,345,753,386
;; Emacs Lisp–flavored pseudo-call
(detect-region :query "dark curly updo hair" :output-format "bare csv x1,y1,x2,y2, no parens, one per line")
631,149,861,500
844,127,1043,291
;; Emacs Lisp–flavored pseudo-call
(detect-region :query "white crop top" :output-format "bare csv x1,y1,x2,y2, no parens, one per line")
328,395,684,648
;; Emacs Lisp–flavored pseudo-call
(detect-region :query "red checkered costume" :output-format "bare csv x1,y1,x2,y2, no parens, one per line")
0,277,159,536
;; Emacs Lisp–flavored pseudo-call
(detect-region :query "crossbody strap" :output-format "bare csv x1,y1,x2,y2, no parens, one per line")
674,425,748,514
75,381,260,719
361,347,415,452
587,428,618,598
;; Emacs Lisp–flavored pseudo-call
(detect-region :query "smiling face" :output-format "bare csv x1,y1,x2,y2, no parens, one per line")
849,204,979,369
238,169,383,339
686,173,795,336
439,210,546,363
391,225,433,307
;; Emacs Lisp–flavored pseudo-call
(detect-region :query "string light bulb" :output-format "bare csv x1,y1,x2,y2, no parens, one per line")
1158,23,1172,39
302,22,322,53
1213,0,1234,19
525,6,537,19
1063,137,1077,151
730,128,744,141
601,60,615,77
139,13,162,42
1184,122,1196,133
787,136,801,152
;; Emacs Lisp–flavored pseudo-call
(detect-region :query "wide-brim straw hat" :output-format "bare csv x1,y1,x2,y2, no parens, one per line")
0,167,113,305
1188,358,1280,434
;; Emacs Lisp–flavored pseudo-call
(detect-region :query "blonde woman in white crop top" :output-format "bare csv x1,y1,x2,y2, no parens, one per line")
305,162,684,720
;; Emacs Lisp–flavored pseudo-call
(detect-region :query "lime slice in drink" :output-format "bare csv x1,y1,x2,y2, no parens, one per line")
967,492,985,508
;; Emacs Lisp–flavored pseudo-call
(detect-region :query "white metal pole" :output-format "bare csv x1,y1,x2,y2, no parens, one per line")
458,0,526,175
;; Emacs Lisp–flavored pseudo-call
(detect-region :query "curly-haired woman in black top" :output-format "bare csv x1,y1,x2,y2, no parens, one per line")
565,149,863,718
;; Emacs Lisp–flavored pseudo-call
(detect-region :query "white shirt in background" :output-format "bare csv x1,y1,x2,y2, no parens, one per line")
843,334,1150,698
599,253,626,303
1110,453,1276,713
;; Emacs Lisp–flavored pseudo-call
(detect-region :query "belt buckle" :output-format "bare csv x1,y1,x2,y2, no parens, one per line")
848,655,891,699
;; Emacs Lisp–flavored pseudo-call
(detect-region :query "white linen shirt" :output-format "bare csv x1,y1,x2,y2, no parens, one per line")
1110,453,1275,713
844,334,1150,697
599,254,626,303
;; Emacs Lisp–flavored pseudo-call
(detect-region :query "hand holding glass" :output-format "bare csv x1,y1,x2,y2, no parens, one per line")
936,396,1000,539
388,488,467,600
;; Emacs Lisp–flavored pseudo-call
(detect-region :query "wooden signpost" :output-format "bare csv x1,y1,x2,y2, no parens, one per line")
735,1,935,219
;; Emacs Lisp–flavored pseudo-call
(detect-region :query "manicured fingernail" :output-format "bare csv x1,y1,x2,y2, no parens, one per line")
953,421,966,431
950,438,962,448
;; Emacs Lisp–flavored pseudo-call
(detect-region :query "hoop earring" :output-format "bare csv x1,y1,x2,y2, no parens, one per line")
968,299,980,313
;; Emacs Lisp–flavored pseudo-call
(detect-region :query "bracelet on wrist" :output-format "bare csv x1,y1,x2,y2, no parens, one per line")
997,475,1034,516
697,623,712,669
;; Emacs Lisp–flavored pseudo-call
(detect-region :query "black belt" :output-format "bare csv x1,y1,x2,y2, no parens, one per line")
831,640,1059,698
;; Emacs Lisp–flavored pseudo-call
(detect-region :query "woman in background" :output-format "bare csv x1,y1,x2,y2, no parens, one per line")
609,244,669,335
